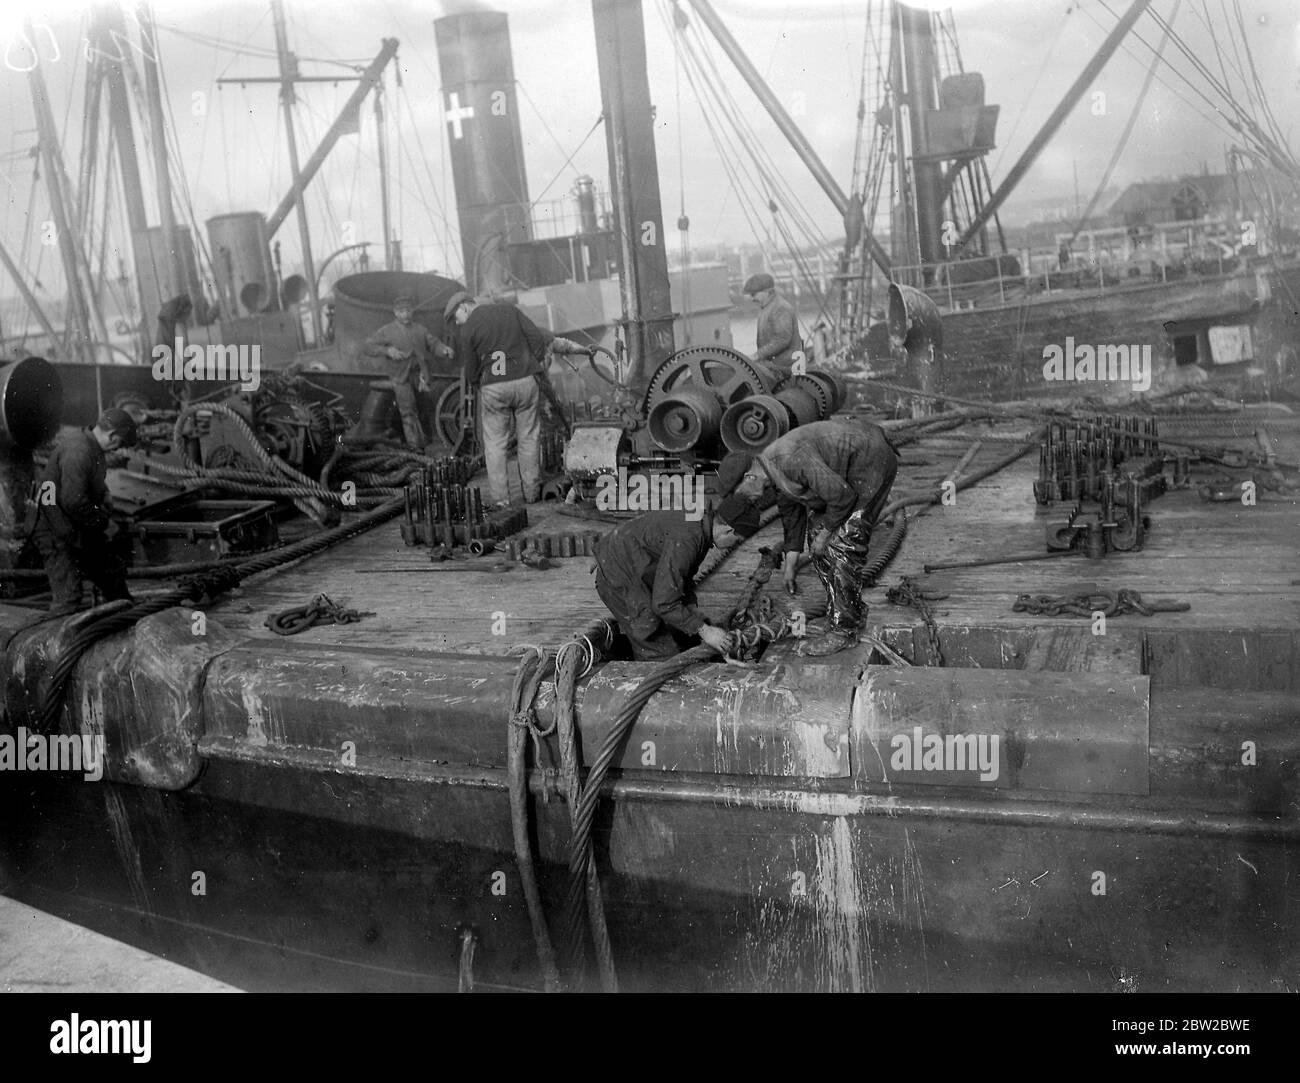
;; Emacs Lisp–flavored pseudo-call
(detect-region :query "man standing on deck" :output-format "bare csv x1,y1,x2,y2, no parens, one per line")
362,293,456,451
153,294,192,360
591,502,758,660
743,273,801,369
721,419,898,657
444,291,592,507
30,409,138,617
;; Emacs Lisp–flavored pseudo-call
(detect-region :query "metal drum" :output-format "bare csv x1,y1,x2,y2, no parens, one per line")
720,394,791,452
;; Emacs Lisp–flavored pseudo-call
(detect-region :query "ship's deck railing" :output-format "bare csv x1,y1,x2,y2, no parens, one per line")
883,213,1277,311
890,249,1253,314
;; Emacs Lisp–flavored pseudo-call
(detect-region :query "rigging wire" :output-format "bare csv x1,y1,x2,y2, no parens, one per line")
1073,1,1255,147
990,5,1073,178
1067,0,1182,246
667,2,833,323
1100,0,1296,172
396,79,461,273
657,1,772,258
669,2,833,270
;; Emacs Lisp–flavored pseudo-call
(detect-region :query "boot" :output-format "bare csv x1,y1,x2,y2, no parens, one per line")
797,628,857,657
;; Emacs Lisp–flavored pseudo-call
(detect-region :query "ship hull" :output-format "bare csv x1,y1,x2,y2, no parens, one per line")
2,748,1294,993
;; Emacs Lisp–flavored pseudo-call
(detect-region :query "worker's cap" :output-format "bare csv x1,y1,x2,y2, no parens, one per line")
443,290,474,322
392,293,417,309
715,495,761,540
715,451,753,499
742,273,775,295
96,407,138,447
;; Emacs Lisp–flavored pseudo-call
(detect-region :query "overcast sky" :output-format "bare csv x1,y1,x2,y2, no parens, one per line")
2,0,1298,293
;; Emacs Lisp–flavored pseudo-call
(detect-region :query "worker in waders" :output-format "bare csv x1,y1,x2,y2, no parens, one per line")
721,419,898,656
592,500,760,661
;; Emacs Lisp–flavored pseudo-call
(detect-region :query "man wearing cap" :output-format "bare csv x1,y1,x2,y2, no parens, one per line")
363,294,456,449
30,409,138,616
591,502,751,660
743,273,801,369
722,419,898,656
445,291,591,506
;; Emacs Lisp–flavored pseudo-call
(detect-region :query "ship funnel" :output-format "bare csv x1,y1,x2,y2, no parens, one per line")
887,282,944,394
0,356,62,450
434,7,531,294
208,212,277,314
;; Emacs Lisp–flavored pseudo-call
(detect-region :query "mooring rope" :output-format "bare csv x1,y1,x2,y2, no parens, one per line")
33,497,405,734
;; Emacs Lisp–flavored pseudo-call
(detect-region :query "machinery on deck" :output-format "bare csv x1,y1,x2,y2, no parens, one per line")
563,343,848,506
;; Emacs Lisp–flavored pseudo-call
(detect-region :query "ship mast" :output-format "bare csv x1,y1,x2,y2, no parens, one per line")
269,0,322,343
898,2,944,276
93,3,152,343
24,18,109,369
137,3,186,301
592,0,676,397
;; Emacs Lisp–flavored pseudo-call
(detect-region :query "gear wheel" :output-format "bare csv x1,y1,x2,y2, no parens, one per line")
643,345,777,414
435,382,475,455
774,374,831,419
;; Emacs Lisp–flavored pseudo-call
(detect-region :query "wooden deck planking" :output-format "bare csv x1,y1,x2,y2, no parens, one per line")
183,423,1300,668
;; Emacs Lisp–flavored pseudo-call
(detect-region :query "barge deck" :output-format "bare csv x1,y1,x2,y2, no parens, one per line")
2,409,1297,991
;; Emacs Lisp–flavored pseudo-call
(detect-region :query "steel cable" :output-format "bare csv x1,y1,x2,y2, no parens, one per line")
34,498,405,734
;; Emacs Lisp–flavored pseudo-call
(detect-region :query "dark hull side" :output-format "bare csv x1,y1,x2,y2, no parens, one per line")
929,261,1300,400
2,719,1295,993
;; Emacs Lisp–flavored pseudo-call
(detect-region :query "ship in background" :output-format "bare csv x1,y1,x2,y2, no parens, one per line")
6,0,1299,421
661,0,1300,405
0,0,730,434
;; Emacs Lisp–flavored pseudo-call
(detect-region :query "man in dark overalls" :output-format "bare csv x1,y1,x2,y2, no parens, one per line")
31,408,137,616
592,502,757,661
723,419,898,656
362,293,456,449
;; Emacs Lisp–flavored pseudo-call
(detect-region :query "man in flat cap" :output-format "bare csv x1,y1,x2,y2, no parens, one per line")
31,408,138,616
363,293,456,450
722,419,898,656
445,291,592,507
591,498,757,661
743,273,801,369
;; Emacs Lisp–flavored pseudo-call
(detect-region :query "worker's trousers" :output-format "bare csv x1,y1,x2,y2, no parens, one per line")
479,376,541,504
810,454,897,633
593,569,692,661
383,378,427,449
34,531,132,615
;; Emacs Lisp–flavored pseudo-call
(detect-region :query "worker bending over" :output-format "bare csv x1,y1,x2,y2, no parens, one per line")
30,408,138,617
444,291,590,507
592,499,760,661
722,419,897,656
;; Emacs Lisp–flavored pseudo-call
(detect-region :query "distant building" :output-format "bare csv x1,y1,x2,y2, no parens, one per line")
1106,175,1242,226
